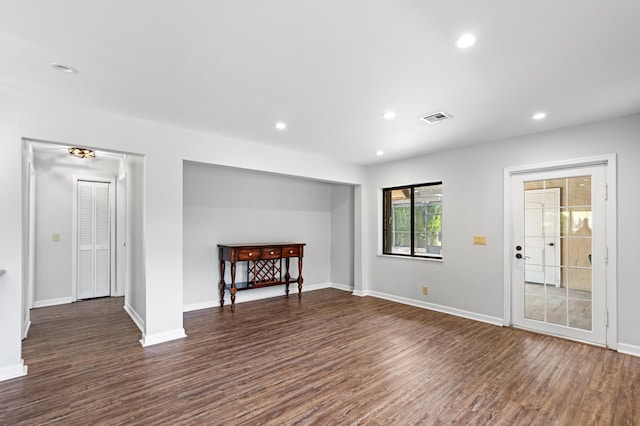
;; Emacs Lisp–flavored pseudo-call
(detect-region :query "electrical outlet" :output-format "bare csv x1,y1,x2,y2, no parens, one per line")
422,286,428,295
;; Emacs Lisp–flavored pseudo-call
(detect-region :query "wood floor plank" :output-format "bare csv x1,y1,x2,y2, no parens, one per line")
1,289,639,425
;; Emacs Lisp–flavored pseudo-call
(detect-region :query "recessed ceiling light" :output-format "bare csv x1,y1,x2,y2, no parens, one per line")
275,122,287,130
51,63,78,74
383,111,396,120
376,150,384,156
455,33,477,49
532,112,547,120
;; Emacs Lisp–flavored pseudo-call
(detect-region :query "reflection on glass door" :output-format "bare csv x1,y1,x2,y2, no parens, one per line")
523,176,592,330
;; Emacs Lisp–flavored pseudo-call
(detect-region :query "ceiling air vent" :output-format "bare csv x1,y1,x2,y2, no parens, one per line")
420,111,452,124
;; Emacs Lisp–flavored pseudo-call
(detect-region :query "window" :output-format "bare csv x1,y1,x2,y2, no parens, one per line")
383,182,442,258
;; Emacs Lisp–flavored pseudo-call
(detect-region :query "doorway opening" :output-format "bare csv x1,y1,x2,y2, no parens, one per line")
22,140,141,340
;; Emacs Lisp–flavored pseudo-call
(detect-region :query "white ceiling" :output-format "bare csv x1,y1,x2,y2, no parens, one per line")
2,1,639,165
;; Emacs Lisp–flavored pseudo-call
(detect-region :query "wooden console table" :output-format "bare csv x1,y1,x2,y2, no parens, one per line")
218,243,305,311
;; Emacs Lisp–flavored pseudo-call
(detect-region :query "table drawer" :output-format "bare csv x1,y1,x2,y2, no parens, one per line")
261,248,282,259
282,246,301,257
238,249,261,261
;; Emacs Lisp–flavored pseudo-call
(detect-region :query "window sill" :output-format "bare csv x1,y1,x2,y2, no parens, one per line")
377,254,443,263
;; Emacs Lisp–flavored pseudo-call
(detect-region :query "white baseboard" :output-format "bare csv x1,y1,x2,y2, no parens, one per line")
140,328,187,347
617,343,640,358
22,318,31,340
352,289,368,297
183,282,333,312
367,290,504,327
125,303,187,347
329,282,354,292
0,359,28,382
123,302,144,333
33,297,73,308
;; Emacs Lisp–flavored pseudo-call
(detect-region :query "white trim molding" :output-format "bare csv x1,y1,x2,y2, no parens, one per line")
140,328,187,347
0,360,28,382
183,282,334,312
330,282,354,292
33,297,73,308
71,175,117,302
352,289,369,297
22,318,31,340
368,290,504,326
617,343,640,358
124,302,144,333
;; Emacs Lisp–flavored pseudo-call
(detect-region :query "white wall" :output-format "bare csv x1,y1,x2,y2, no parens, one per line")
364,113,640,348
183,162,354,310
22,143,34,338
0,91,26,381
125,155,146,330
32,148,121,306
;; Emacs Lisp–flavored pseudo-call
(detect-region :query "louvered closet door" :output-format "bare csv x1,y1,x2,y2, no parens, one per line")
77,181,111,299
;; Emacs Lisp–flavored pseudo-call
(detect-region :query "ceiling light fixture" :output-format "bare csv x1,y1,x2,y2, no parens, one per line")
51,63,78,74
376,150,384,156
532,112,547,120
68,147,95,158
455,33,477,49
275,122,287,130
383,111,396,120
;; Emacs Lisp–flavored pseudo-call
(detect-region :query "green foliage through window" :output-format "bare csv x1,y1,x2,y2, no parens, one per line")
383,182,442,258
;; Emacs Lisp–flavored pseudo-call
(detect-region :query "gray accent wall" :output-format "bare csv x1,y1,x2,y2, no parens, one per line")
183,162,355,308
330,184,354,287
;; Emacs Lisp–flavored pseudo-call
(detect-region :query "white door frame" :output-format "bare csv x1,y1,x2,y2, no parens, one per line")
116,168,127,298
503,154,617,349
72,176,117,301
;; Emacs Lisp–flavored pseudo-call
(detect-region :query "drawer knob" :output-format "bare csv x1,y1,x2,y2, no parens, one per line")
289,250,293,254
249,253,252,256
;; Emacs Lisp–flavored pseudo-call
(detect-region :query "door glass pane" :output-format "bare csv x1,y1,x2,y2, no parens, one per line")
567,176,591,206
523,177,592,331
546,295,568,326
568,266,592,330
524,283,544,321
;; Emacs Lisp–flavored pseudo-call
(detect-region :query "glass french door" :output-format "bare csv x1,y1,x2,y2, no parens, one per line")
511,165,607,345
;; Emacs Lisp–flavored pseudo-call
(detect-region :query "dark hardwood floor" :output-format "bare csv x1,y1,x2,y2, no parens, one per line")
1,288,639,425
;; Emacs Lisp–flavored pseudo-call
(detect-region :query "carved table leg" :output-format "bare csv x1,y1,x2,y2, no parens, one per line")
297,256,303,299
219,259,226,307
230,262,237,312
284,257,291,296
